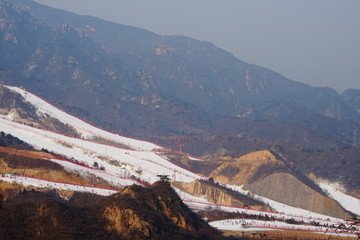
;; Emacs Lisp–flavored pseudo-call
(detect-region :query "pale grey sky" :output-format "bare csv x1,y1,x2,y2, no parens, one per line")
34,0,360,92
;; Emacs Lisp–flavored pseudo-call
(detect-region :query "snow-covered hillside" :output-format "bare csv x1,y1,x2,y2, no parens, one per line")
1,84,359,235
0,85,218,216
0,117,200,184
0,86,203,186
4,85,159,151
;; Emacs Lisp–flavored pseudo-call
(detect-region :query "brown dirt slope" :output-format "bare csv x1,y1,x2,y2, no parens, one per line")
209,150,286,185
0,149,88,185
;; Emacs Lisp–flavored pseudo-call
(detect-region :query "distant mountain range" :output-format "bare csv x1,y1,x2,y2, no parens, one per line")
0,0,360,195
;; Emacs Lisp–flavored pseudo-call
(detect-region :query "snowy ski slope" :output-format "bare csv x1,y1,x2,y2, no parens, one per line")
1,84,359,233
316,179,360,216
4,85,159,151
0,117,201,184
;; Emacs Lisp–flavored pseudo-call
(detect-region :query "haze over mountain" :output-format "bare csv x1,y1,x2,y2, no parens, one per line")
32,0,360,93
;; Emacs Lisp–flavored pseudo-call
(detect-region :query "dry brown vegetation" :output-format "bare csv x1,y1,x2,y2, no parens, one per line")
0,147,114,189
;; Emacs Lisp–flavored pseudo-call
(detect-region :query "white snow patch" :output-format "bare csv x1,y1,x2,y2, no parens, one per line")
173,187,212,204
188,156,204,161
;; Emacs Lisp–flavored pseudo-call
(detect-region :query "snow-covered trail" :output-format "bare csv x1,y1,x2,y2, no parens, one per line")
0,174,119,196
184,199,347,227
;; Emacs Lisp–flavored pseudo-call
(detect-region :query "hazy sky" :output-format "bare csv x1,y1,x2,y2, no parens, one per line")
34,0,360,93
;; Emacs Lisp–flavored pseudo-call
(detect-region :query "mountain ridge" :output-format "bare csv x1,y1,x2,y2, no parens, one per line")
1,0,359,149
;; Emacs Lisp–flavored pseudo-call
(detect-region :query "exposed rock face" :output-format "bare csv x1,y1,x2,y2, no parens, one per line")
0,191,94,240
0,181,225,240
173,179,272,211
104,206,152,237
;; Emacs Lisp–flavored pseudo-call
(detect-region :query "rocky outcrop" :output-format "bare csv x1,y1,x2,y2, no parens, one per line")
0,181,225,240
104,206,152,237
